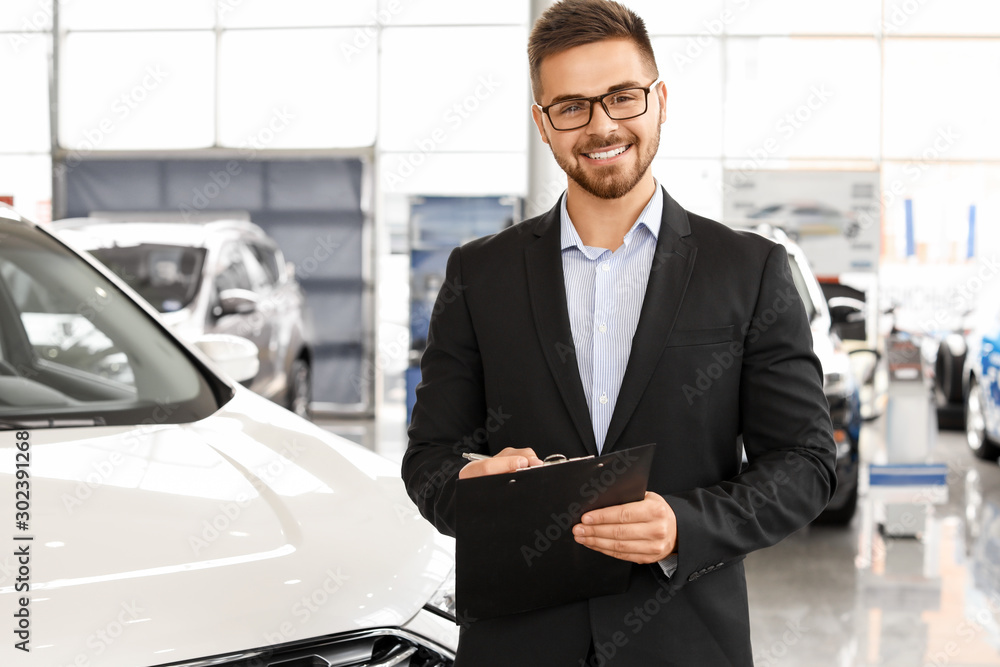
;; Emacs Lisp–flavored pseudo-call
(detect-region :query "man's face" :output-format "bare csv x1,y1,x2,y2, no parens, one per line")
531,38,666,200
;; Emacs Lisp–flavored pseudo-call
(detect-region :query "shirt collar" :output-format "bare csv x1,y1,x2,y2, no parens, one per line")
560,180,663,252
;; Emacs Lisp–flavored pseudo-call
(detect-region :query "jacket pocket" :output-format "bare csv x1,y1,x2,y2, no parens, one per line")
665,325,735,348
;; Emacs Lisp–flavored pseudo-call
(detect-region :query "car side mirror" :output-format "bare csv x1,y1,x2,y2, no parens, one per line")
193,333,260,383
217,288,259,316
828,296,867,341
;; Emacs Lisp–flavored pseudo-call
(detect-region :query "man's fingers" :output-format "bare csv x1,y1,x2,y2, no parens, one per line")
581,493,667,526
458,447,543,479
496,447,545,466
573,536,668,563
572,520,667,541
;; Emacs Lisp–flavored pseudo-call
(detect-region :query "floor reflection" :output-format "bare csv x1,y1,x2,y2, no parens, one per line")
746,424,1000,666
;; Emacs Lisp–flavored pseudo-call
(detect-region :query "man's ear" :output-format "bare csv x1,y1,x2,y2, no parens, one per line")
656,81,667,124
531,105,550,145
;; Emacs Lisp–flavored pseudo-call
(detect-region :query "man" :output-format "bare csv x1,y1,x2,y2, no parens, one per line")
402,0,837,664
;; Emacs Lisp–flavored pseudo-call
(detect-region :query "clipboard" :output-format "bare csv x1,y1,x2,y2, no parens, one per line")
456,443,657,620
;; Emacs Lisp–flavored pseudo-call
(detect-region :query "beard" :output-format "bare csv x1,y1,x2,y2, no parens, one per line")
548,122,660,200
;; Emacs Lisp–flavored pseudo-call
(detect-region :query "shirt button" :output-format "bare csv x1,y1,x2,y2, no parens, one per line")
598,324,607,333
601,262,610,272
599,394,609,405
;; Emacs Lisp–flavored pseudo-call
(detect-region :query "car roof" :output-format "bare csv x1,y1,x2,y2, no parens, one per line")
53,218,271,250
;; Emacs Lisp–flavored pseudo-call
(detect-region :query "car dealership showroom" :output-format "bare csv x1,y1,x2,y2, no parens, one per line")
2,1,1000,666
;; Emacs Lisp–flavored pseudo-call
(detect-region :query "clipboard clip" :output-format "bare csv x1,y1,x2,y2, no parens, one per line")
515,453,595,469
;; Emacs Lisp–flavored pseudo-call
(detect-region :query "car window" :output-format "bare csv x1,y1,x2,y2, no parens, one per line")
88,244,207,313
247,242,282,286
0,223,225,428
786,254,817,323
239,242,272,293
216,243,252,292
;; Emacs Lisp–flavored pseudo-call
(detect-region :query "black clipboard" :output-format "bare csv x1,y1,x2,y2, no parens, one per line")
456,443,656,620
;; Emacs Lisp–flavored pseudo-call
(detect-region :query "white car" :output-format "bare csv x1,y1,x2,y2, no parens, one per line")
0,204,457,666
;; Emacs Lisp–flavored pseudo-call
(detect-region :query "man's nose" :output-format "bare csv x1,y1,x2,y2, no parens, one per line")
587,102,619,135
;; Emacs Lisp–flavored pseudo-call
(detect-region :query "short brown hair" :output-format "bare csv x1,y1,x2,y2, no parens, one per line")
528,0,658,103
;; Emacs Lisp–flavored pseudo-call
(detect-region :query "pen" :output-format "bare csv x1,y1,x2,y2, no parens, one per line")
461,452,576,464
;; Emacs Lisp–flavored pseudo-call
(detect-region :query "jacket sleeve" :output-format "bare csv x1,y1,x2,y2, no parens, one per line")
662,242,838,586
401,246,486,537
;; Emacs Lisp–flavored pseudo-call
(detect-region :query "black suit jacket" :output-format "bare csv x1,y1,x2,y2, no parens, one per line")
403,188,837,666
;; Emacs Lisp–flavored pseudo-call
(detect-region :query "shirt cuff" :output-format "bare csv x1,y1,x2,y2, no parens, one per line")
658,553,678,578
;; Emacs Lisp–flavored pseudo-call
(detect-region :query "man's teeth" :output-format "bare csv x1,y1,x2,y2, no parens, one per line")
586,145,629,160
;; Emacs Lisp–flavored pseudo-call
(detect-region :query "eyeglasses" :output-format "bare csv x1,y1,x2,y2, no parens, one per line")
536,80,658,131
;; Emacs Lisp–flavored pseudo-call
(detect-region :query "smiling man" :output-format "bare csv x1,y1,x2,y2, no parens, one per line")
402,1,838,665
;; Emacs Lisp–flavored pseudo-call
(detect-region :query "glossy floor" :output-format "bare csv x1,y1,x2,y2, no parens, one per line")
318,397,1000,667
746,423,1000,667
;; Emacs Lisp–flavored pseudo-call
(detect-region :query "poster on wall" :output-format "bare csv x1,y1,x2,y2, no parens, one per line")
722,170,880,279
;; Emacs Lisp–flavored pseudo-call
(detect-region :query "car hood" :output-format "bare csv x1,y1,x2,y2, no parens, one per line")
0,389,453,667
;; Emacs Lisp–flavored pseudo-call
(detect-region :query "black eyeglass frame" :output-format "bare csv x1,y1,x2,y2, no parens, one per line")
536,80,660,131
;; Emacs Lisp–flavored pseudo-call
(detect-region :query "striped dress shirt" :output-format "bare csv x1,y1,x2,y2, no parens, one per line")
560,183,678,577
559,183,663,454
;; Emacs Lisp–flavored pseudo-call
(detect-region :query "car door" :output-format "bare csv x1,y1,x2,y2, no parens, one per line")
208,241,274,395
240,241,284,400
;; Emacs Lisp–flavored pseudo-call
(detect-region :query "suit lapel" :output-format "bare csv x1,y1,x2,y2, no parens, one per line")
604,189,697,452
524,199,599,456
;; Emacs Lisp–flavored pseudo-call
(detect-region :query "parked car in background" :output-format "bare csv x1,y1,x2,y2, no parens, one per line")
964,290,1000,461
0,204,457,666
55,218,314,418
747,201,861,239
745,225,866,524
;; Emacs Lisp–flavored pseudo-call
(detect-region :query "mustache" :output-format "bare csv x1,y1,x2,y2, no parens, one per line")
577,134,636,153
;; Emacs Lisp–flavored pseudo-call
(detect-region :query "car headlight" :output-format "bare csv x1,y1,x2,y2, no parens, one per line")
424,567,457,623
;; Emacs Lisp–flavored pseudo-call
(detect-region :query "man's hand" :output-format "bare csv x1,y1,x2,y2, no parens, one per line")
572,491,677,564
458,447,544,479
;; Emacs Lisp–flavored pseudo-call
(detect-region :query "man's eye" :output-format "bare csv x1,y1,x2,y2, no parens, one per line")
609,92,638,104
557,103,586,116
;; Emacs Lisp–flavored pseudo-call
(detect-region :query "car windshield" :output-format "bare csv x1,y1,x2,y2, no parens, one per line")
87,244,207,313
0,221,226,429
